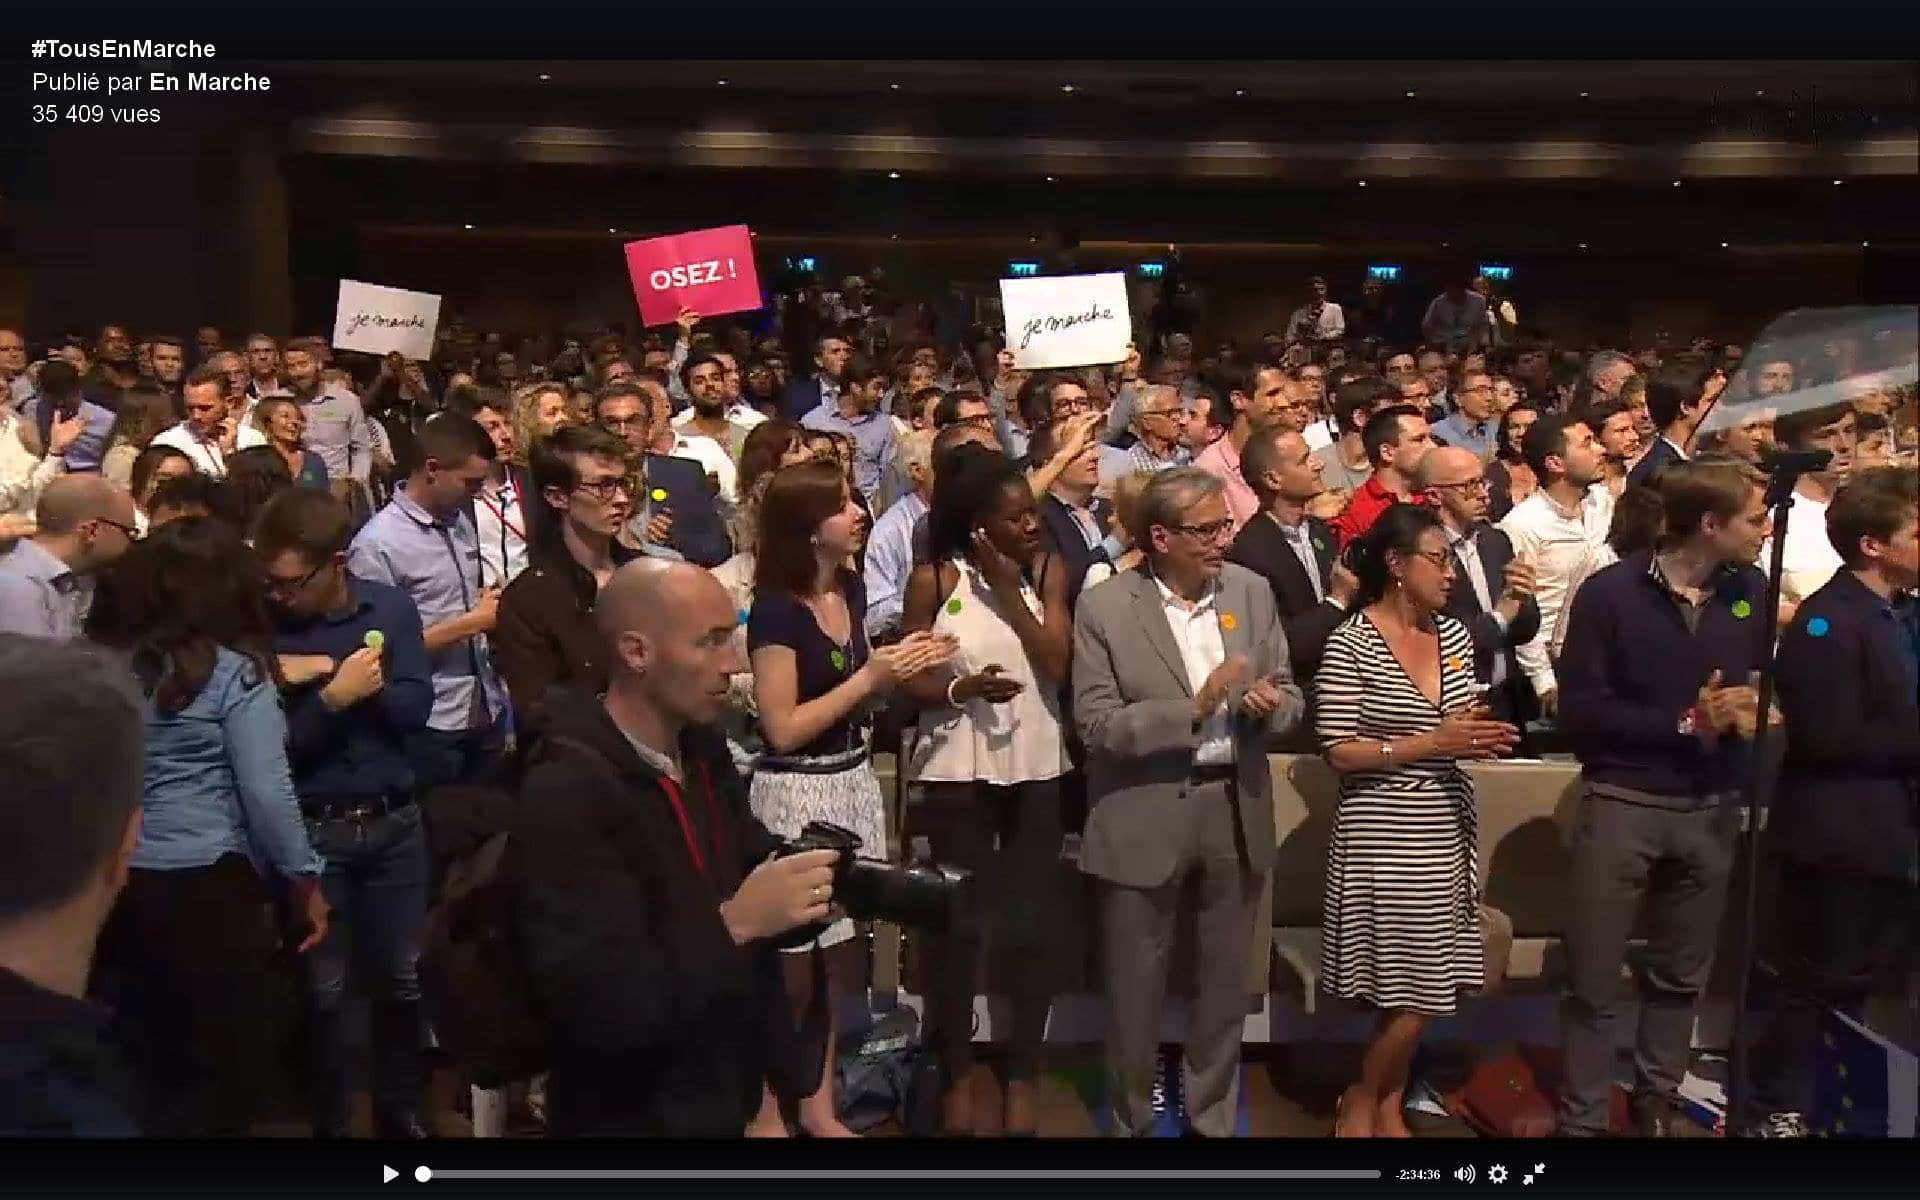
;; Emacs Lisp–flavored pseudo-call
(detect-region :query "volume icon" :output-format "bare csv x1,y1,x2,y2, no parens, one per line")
1455,1166,1477,1184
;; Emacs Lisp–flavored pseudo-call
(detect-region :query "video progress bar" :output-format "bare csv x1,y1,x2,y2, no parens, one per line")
424,1170,1382,1181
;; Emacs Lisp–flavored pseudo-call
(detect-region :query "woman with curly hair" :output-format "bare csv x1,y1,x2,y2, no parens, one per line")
510,380,574,464
84,516,328,1136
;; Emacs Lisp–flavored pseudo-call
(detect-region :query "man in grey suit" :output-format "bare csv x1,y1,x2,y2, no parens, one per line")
1072,467,1304,1137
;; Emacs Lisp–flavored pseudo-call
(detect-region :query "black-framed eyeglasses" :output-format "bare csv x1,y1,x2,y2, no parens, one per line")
1051,395,1092,418
1169,518,1235,543
1408,548,1457,573
266,560,328,598
573,477,633,502
1428,478,1490,495
83,515,139,540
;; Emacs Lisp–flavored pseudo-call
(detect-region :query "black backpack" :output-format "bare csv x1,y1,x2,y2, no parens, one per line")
419,824,547,1090
418,735,613,1089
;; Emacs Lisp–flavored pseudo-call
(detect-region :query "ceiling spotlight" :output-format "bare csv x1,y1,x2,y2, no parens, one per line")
716,79,729,87
1578,242,1589,250
1833,178,1844,185
1357,180,1368,187
890,234,900,242
1579,90,1590,98
1861,240,1871,248
887,171,901,179
1720,241,1730,248
1061,84,1075,94
889,83,900,91
607,227,617,234
1442,242,1451,248
1045,175,1056,182
537,73,551,82
1672,179,1683,187
1404,89,1417,98
1028,235,1038,244
1234,88,1246,97
1755,89,1766,97
463,223,474,231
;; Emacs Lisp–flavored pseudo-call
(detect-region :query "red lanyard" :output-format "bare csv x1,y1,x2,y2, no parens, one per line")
475,483,525,542
657,761,724,882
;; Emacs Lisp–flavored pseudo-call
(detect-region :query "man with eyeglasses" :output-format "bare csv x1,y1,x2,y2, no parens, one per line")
1073,467,1302,1137
1417,446,1540,727
1100,383,1192,485
493,425,642,720
594,381,732,568
0,475,138,640
254,487,434,1139
1431,369,1501,461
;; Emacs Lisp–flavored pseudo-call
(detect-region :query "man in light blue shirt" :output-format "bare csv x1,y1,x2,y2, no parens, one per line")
0,476,136,640
269,338,375,498
1430,367,1501,461
801,357,897,505
348,413,508,791
863,431,934,641
21,360,114,475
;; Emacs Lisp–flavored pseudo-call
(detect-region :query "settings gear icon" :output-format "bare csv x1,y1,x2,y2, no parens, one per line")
1488,1165,1510,1184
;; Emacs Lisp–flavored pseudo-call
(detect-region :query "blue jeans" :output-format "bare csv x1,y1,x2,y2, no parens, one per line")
305,803,430,1135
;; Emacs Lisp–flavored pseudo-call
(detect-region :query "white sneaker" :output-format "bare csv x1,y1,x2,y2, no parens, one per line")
1748,1111,1811,1138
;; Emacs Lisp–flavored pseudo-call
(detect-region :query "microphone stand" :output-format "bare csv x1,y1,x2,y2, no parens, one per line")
1725,446,1831,1133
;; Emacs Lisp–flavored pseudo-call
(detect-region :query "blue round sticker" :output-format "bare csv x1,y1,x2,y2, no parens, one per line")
737,608,750,626
1806,616,1830,638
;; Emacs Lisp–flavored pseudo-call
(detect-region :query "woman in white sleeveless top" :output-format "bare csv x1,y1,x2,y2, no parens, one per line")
900,444,1073,1136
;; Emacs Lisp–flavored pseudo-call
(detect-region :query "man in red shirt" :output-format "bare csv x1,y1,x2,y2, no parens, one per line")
1332,404,1434,548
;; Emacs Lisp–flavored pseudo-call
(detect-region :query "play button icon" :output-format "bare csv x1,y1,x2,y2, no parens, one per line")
383,1165,398,1184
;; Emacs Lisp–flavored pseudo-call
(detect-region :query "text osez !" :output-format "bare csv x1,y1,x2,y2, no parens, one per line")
648,259,740,290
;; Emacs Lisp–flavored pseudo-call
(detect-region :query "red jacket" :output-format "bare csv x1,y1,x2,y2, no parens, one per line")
1331,474,1432,548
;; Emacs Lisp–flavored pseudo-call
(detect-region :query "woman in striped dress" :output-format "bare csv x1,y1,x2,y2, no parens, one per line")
1313,503,1521,1137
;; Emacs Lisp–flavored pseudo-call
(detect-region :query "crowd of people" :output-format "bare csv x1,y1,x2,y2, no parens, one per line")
0,266,1914,1142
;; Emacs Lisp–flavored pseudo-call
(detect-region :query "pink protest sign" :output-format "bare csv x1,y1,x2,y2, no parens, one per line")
623,225,762,326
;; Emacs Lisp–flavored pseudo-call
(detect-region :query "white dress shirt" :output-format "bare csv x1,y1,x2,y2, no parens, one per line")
666,431,738,502
1272,512,1325,603
1767,486,1843,606
673,403,767,432
1153,572,1233,766
474,474,529,590
1497,483,1616,702
1446,524,1508,687
149,420,267,478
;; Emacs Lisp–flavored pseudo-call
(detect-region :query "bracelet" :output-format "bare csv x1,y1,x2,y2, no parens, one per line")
1379,740,1395,766
946,675,965,707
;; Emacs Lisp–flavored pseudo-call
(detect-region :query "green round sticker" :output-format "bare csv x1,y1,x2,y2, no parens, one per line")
1731,599,1752,619
945,597,963,615
829,649,847,672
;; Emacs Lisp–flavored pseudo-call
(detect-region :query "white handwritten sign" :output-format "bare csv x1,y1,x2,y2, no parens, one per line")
331,280,442,360
999,271,1131,370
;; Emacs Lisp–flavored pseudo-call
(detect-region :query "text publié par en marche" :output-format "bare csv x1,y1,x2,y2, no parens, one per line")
32,69,271,125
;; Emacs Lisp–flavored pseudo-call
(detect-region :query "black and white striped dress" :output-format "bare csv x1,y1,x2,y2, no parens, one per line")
1314,612,1483,1016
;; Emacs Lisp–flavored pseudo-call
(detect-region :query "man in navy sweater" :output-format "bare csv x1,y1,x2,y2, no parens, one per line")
254,487,435,1138
1740,466,1919,1137
1555,458,1774,1136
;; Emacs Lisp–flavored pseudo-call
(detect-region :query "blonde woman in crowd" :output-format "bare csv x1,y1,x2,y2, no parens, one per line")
1076,469,1154,595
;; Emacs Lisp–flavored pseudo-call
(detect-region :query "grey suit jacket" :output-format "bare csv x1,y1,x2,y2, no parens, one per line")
1071,561,1305,888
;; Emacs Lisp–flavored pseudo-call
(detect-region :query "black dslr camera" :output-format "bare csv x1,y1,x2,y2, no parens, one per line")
773,821,973,934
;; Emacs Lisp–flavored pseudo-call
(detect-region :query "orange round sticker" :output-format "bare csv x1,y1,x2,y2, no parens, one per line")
1445,655,1466,672
1220,613,1238,632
